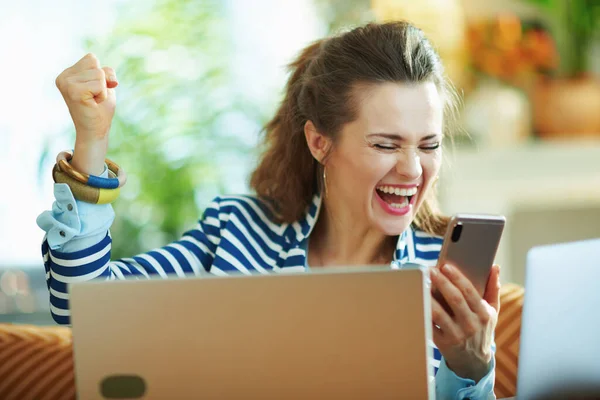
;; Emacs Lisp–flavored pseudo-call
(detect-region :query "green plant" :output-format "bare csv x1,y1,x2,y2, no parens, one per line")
41,0,254,258
524,0,600,76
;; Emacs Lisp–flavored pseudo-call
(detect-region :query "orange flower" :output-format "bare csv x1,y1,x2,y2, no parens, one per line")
466,14,557,84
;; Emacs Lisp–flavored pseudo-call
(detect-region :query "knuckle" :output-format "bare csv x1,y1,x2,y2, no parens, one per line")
93,68,106,80
463,285,476,299
479,312,491,325
85,52,98,62
463,323,478,337
448,293,463,306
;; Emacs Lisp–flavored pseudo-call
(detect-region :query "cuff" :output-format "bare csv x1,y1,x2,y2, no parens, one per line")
36,164,115,251
435,356,496,400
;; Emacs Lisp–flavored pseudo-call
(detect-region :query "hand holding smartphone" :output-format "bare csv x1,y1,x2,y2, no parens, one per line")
433,214,505,311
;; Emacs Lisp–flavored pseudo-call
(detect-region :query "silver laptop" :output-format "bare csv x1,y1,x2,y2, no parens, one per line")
517,238,600,400
70,267,435,399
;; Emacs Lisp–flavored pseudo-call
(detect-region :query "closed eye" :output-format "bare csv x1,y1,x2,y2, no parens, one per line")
419,143,440,151
373,142,441,151
374,144,397,151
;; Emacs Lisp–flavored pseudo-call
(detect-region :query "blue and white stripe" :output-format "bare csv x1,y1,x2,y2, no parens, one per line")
41,193,447,371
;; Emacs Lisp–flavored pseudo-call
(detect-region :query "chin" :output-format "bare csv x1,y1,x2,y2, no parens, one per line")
371,205,417,236
376,218,412,236
371,188,423,235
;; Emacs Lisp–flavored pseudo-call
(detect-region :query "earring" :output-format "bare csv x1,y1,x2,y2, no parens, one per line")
323,166,328,198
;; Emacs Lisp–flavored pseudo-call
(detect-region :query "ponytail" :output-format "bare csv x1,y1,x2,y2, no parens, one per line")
250,39,325,223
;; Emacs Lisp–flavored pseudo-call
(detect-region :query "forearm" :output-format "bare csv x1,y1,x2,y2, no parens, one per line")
71,136,110,176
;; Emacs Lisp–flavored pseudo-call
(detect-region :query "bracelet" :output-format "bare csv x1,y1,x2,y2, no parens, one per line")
56,151,127,189
52,164,121,204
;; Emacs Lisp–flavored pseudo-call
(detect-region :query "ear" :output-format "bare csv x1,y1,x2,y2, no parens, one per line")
304,120,332,164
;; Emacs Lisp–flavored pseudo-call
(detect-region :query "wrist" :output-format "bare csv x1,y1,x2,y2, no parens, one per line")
445,353,492,382
72,138,109,176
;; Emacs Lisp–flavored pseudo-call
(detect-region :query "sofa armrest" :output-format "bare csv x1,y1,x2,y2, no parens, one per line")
494,283,525,398
0,323,75,400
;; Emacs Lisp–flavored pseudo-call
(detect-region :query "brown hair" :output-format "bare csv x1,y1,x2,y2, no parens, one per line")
250,21,458,236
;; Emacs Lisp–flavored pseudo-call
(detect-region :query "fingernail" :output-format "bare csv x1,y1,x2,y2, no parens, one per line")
107,75,117,82
430,268,438,278
441,264,453,274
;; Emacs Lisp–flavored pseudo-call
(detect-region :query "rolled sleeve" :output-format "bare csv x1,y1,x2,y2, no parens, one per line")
435,356,496,400
36,165,115,252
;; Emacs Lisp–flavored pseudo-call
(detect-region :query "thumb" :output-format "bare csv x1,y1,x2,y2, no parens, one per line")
102,66,119,89
484,264,501,312
106,87,117,106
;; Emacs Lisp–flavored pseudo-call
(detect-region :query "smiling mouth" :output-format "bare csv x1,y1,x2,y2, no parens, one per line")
375,185,417,209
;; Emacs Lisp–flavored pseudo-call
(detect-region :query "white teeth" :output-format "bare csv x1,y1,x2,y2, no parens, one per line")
376,185,418,196
389,197,409,208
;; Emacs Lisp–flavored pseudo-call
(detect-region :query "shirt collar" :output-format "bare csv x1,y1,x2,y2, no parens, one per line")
292,192,410,262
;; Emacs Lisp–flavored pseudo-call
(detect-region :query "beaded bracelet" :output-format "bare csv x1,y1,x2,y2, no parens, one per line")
52,164,121,204
56,151,127,189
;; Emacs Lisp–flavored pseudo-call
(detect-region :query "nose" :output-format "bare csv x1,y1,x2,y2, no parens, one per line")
395,148,422,181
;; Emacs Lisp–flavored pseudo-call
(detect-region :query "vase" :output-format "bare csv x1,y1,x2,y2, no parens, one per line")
532,76,600,139
462,78,531,148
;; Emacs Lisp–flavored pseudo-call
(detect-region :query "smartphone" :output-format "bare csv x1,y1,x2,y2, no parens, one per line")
433,214,505,310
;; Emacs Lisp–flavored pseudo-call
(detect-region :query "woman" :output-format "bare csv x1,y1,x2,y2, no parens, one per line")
38,21,499,398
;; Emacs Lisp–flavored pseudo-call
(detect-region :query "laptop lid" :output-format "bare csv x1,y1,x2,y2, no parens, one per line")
70,267,434,399
517,238,600,399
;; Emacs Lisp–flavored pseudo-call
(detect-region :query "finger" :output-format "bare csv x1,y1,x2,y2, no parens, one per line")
483,264,501,312
102,67,119,88
430,267,474,321
431,296,462,343
79,80,108,104
440,264,487,315
106,87,117,104
71,68,106,84
71,53,101,71
432,322,445,349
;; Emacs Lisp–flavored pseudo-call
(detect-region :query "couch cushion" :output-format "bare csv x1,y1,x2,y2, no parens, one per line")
0,324,75,400
494,283,525,398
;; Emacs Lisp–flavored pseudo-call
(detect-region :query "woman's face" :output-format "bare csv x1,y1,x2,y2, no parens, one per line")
326,81,444,235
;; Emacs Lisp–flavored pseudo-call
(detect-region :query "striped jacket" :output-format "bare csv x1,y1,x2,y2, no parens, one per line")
39,190,496,398
41,191,447,357
42,193,444,323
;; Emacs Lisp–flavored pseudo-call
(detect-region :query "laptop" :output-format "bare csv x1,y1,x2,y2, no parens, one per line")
69,267,435,399
517,238,600,400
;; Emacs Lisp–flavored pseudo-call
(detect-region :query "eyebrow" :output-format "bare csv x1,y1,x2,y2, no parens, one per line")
367,133,441,141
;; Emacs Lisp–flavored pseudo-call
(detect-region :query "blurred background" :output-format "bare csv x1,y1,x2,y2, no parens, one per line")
0,0,598,325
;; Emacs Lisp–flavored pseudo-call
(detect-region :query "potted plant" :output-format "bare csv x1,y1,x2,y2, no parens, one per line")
462,14,557,147
525,0,600,138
